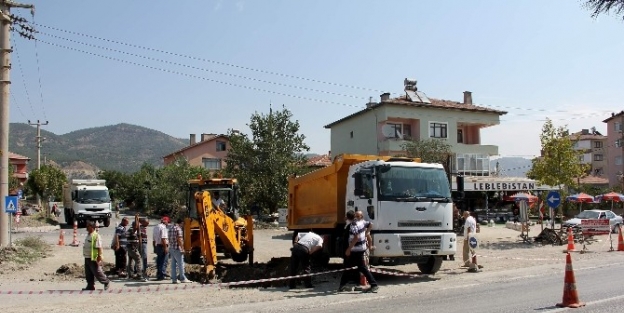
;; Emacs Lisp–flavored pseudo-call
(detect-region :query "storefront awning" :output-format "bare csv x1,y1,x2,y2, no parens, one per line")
451,176,559,192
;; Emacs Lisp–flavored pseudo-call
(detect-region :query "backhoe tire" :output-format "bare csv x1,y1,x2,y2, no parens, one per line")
231,250,249,263
417,256,443,275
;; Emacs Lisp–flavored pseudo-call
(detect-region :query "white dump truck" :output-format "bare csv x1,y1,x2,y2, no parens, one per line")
62,179,113,227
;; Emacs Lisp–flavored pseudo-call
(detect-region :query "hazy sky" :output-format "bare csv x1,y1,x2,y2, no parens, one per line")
8,0,624,158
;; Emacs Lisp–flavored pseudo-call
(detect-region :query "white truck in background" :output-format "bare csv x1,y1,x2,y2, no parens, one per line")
62,179,113,227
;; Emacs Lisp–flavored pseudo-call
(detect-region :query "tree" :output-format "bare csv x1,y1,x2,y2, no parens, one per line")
224,106,310,214
585,0,624,20
402,138,453,165
26,164,67,202
526,119,588,207
8,164,20,192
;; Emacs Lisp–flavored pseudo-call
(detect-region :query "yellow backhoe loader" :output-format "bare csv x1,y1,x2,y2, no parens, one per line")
183,176,254,281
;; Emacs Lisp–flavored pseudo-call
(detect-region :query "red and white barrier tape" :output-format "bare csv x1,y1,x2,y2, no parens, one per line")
0,266,356,295
476,254,562,262
0,265,430,295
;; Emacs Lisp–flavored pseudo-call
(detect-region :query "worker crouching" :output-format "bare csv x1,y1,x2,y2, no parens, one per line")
289,231,324,289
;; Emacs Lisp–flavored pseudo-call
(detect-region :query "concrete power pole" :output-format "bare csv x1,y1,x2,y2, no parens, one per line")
0,1,35,247
28,119,48,169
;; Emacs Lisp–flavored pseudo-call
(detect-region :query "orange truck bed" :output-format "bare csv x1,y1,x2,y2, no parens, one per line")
287,154,417,230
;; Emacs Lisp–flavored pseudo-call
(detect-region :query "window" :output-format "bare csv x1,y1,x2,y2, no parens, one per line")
402,124,412,139
594,154,603,161
615,122,622,132
216,140,227,152
616,139,622,148
457,129,464,143
578,155,584,162
616,156,623,166
594,141,602,148
202,158,222,170
594,168,603,175
429,122,447,138
387,123,402,138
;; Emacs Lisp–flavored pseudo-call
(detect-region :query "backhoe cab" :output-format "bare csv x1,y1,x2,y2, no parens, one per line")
183,177,254,281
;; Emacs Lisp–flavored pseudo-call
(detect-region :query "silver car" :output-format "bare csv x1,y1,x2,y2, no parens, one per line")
562,209,623,234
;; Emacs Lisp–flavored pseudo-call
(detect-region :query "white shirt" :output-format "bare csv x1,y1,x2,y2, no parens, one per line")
464,215,477,238
153,223,168,245
296,232,323,250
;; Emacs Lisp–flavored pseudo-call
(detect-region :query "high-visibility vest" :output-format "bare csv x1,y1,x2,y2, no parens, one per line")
90,232,99,260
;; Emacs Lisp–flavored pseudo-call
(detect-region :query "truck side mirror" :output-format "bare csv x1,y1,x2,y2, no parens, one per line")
353,173,364,196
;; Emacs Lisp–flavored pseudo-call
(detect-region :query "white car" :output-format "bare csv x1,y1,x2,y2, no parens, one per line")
562,209,623,234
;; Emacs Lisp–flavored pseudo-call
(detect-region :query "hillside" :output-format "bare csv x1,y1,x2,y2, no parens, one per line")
9,123,187,174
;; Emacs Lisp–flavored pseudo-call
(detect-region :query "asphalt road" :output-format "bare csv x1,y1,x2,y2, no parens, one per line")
190,257,624,313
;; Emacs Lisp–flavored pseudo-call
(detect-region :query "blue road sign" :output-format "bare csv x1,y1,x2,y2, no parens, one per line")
546,190,561,209
5,196,18,213
469,236,478,249
17,189,23,199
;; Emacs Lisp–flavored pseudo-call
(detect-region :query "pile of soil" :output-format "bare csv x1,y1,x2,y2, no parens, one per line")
0,247,18,265
55,262,115,279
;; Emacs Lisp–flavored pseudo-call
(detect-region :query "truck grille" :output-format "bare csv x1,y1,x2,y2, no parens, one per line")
400,235,441,251
398,220,441,227
86,208,105,212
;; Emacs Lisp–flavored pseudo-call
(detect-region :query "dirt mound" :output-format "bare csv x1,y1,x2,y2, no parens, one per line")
55,262,115,279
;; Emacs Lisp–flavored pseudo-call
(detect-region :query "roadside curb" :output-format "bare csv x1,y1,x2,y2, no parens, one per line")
11,225,61,233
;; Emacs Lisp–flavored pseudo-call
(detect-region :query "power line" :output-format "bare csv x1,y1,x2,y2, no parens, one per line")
31,13,47,120
34,23,386,94
38,31,369,101
11,39,36,116
32,22,614,117
10,93,27,119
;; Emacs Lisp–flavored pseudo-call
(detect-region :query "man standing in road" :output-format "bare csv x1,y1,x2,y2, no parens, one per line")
139,217,149,281
113,217,129,277
169,218,190,284
83,221,110,291
153,216,169,281
338,210,379,293
289,231,324,289
462,211,479,271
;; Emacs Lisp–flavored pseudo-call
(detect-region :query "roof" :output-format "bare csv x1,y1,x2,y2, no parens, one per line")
324,95,507,128
578,175,609,185
163,134,228,158
603,110,624,123
306,154,332,167
569,131,606,141
9,152,30,160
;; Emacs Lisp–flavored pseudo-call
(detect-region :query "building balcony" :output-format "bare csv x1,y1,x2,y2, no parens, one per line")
454,143,498,156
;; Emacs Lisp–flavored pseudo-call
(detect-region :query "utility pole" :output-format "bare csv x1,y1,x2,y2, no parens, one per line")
28,119,48,169
0,0,35,247
28,119,47,210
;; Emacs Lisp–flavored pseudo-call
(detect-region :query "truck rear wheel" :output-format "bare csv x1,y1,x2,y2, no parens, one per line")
417,256,443,274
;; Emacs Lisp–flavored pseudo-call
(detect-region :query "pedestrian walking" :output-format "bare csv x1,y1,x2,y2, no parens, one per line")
82,221,110,291
112,217,129,277
338,210,378,293
168,218,190,283
126,224,141,279
289,231,323,289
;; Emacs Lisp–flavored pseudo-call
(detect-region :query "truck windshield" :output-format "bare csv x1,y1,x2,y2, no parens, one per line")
377,166,451,201
77,190,110,203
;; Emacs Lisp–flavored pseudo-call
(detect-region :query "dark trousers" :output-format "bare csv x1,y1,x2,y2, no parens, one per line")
84,258,109,288
127,245,140,275
339,250,377,287
289,244,312,288
114,247,128,273
155,244,167,279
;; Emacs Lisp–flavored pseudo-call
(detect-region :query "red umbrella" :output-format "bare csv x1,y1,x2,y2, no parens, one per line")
566,192,595,214
508,192,538,204
596,192,624,202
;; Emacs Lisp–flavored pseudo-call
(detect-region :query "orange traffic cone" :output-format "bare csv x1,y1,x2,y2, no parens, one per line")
617,225,624,252
57,230,65,246
564,227,576,252
70,220,79,247
359,253,370,288
555,253,585,308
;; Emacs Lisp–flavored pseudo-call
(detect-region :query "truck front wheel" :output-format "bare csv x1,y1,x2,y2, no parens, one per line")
104,218,111,227
64,210,73,225
417,256,443,274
